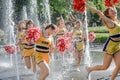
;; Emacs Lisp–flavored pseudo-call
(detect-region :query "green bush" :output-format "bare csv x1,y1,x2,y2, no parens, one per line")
88,26,109,33
94,33,109,43
88,26,109,43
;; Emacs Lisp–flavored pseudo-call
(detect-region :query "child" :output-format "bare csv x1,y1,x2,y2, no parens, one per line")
85,1,120,79
34,24,56,80
16,20,27,59
22,20,36,73
71,20,85,70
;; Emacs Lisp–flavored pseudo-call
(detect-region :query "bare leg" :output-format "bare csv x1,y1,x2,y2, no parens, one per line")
31,56,36,73
38,61,50,80
73,50,79,66
24,56,31,69
110,50,120,80
87,52,112,72
20,50,24,59
76,50,83,66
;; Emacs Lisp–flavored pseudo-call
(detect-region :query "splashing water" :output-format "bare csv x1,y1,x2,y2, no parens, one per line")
27,0,40,27
0,0,20,80
84,9,91,66
21,6,27,20
0,1,91,80
41,0,51,24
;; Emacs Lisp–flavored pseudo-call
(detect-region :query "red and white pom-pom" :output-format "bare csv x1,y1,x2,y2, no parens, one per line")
4,45,15,54
64,32,71,37
105,0,120,7
56,36,71,53
72,0,86,12
65,37,71,50
26,27,41,42
73,0,86,3
88,32,96,42
56,36,65,53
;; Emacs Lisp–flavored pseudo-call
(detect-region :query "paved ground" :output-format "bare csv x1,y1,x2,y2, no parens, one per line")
0,45,120,80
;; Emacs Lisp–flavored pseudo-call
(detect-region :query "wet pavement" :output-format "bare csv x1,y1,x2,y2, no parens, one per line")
0,45,120,80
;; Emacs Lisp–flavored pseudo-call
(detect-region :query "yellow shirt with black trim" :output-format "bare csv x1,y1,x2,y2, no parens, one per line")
73,29,84,51
57,27,66,35
17,31,25,50
22,36,34,57
34,32,52,64
104,23,120,55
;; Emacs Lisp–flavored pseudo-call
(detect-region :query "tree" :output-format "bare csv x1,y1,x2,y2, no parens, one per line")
49,0,72,24
87,0,106,26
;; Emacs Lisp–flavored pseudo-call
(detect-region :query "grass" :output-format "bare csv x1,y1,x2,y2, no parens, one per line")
94,33,109,43
88,26,109,33
88,26,109,43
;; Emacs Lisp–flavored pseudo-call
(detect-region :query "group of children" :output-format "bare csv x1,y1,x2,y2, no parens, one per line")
16,1,120,79
16,14,85,80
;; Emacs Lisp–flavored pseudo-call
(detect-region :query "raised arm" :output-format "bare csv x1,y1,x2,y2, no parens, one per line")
85,3,114,28
110,0,117,11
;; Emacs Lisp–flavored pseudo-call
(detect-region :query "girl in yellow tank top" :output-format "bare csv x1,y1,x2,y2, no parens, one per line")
56,16,66,36
16,20,26,59
35,31,52,64
86,1,120,80
22,20,36,73
71,20,85,69
103,22,120,55
34,24,56,80
55,16,67,56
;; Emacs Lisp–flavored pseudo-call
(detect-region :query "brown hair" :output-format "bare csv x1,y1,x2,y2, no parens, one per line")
26,20,34,29
45,24,56,30
103,8,111,18
17,20,26,31
57,16,64,26
75,19,82,26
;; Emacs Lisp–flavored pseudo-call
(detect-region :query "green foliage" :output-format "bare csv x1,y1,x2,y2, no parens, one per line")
13,0,120,26
87,0,106,26
88,26,109,33
94,33,109,43
88,0,106,11
88,26,109,43
49,0,72,23
14,0,29,21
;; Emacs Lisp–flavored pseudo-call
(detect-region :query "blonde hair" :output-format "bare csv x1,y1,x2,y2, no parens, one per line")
57,16,64,26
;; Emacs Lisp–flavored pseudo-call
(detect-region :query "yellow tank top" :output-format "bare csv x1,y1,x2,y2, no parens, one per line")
57,27,66,35
35,32,52,53
73,29,82,38
109,23,120,35
22,35,34,49
18,31,24,40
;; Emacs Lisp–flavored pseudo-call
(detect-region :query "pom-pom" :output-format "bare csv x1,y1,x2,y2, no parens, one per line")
56,36,71,53
88,32,96,42
4,45,15,54
64,32,71,37
26,27,41,42
105,0,120,7
72,0,86,12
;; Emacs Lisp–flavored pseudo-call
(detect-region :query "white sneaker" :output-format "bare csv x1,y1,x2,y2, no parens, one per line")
76,67,80,72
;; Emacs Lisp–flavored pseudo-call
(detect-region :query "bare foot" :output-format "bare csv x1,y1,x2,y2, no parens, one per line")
85,66,91,78
33,68,36,73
